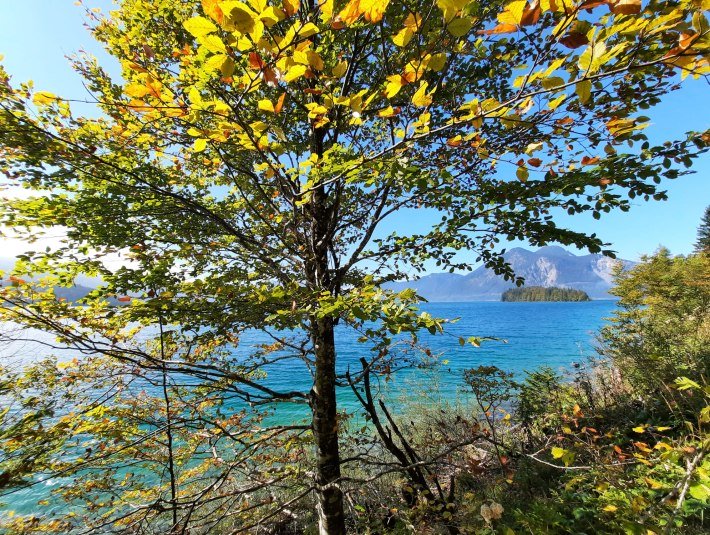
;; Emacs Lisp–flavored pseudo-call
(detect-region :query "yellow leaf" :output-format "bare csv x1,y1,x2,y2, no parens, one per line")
319,0,334,21
578,41,607,74
298,22,320,37
258,99,275,112
200,34,227,54
411,81,433,107
332,60,348,78
498,0,527,26
603,505,618,512
378,106,397,117
284,64,308,82
548,93,566,109
32,91,58,105
404,12,422,29
205,53,228,71
392,27,414,47
248,0,267,11
339,0,391,24
193,138,208,152
224,2,258,35
385,74,407,98
124,84,150,98
437,0,469,22
260,6,285,26
184,16,218,37
644,477,663,490
551,446,566,459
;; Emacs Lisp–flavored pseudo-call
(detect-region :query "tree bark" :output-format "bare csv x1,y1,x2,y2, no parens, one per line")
311,315,346,535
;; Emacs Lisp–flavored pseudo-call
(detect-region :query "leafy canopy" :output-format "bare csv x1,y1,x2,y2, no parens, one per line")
0,0,709,532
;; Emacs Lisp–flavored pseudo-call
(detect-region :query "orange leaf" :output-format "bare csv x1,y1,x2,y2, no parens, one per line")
581,156,600,165
479,23,517,35
609,0,641,15
528,157,542,167
274,92,286,114
117,296,132,302
283,0,300,17
248,52,265,70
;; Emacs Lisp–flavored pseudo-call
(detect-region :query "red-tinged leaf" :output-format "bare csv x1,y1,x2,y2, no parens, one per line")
559,32,589,49
609,0,641,15
528,157,542,167
479,23,517,35
581,156,600,165
599,177,613,186
555,117,574,126
117,296,131,302
521,1,541,26
248,52,265,70
274,92,286,114
263,68,278,86
303,88,323,95
579,0,608,11
283,0,299,17
331,17,346,30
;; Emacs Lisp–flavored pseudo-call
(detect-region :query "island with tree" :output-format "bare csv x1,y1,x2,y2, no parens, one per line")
501,286,591,302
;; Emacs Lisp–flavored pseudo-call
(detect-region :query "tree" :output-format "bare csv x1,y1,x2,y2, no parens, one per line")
0,0,708,532
695,205,710,253
600,248,710,399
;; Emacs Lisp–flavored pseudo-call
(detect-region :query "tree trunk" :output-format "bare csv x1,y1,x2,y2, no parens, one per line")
311,315,346,535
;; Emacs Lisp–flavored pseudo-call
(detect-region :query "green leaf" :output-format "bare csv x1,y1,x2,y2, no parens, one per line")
576,80,591,104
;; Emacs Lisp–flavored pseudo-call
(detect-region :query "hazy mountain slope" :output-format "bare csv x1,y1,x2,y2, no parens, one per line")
1,257,100,302
385,246,635,301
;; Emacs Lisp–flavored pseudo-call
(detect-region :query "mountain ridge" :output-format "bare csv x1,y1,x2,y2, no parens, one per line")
385,246,635,301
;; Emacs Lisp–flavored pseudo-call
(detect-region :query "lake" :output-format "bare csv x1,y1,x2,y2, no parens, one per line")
245,300,618,422
0,300,617,515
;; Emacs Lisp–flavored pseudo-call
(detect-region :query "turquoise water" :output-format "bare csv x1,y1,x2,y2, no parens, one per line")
243,300,617,422
0,300,617,515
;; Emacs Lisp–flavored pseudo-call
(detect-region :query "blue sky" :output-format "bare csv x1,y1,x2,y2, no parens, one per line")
0,1,708,264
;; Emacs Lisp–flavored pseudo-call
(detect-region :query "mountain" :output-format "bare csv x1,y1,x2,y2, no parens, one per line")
385,246,635,301
0,257,100,302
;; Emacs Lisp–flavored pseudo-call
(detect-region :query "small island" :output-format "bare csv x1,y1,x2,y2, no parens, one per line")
501,286,591,302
